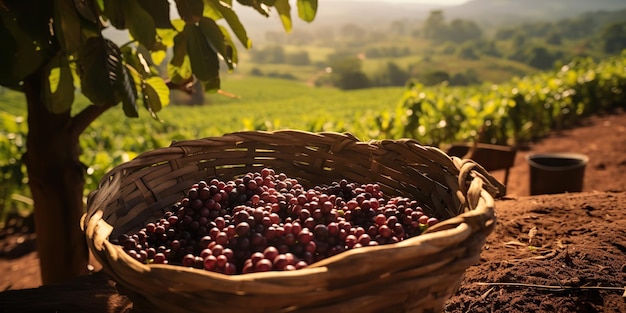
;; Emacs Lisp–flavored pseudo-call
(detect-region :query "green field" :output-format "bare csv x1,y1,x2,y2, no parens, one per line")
236,39,542,86
96,76,405,139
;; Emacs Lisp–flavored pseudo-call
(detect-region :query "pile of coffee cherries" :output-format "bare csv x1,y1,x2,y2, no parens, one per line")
114,168,440,274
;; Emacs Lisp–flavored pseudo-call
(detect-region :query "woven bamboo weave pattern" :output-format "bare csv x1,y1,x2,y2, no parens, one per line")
83,130,504,313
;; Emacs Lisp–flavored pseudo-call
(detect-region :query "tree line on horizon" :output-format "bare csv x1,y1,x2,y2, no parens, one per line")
246,8,626,90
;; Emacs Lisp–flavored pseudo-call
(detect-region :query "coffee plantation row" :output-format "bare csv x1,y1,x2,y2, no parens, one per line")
367,51,626,146
1,51,625,222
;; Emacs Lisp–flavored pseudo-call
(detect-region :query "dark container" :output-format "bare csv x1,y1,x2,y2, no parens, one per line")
526,153,589,195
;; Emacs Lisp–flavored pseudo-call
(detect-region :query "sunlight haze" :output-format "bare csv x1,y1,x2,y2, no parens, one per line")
336,0,471,5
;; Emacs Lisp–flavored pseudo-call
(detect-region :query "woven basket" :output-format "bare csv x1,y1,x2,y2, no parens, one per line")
83,130,504,313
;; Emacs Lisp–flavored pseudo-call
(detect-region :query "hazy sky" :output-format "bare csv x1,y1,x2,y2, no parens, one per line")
337,0,471,5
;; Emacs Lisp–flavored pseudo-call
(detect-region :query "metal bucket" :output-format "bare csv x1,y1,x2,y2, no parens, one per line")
526,153,589,195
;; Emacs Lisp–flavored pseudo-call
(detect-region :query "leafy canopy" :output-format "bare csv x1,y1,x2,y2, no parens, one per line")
0,0,318,118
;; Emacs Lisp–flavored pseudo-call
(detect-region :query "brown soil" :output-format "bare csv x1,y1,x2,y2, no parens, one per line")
444,110,626,313
1,111,626,312
446,191,626,313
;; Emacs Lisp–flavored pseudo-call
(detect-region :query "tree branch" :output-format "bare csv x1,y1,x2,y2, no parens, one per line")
70,103,113,137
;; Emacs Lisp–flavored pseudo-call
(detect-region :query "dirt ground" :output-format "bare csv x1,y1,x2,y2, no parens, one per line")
1,110,625,312
443,110,626,313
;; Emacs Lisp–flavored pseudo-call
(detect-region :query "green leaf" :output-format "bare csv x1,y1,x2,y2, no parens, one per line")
297,0,317,22
198,17,234,70
151,50,167,66
236,0,269,17
78,37,118,106
138,0,173,29
202,0,222,20
0,10,46,85
43,53,75,114
142,82,161,120
218,25,238,67
147,76,169,108
54,0,82,53
207,1,252,48
119,65,139,117
95,0,105,12
74,0,99,23
169,33,193,84
147,43,168,68
202,75,220,93
9,1,54,45
185,23,219,84
107,41,139,117
126,0,157,49
124,63,143,94
121,46,151,79
167,57,193,86
144,76,170,114
170,33,187,67
176,0,204,22
103,0,126,29
78,38,137,115
80,11,102,40
171,19,185,32
274,0,292,33
156,28,178,47
204,1,252,49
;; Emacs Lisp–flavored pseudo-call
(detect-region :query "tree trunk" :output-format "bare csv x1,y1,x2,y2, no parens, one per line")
22,70,89,284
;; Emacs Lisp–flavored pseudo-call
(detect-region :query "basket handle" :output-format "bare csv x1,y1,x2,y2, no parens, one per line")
455,157,506,201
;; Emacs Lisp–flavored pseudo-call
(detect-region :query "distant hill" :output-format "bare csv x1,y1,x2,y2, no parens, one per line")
234,0,626,43
232,1,442,41
442,0,626,24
